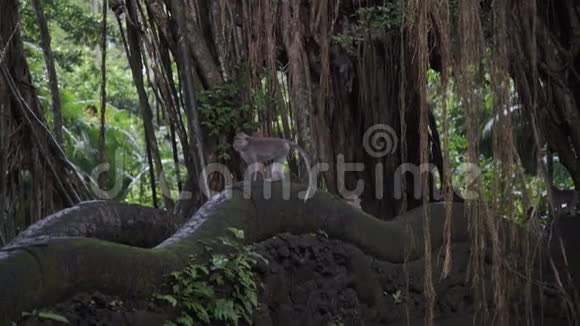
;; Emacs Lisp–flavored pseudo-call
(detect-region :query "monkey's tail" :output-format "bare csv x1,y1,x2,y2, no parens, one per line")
290,142,314,202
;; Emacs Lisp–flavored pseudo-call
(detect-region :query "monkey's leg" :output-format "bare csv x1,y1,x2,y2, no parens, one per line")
257,162,266,180
270,161,286,181
246,162,264,181
252,164,258,181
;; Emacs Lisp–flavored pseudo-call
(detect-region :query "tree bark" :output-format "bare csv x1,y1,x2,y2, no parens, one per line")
281,1,316,183
509,0,580,190
221,0,448,219
8,201,183,249
122,0,173,209
168,0,210,217
31,0,63,146
97,0,108,189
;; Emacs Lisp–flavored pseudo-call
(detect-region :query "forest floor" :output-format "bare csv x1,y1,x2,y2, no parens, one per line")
16,232,571,326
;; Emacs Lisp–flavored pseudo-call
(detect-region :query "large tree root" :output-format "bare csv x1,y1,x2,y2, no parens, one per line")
5,201,183,249
0,181,468,321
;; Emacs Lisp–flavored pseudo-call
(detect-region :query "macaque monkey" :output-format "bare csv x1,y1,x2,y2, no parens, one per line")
233,132,314,201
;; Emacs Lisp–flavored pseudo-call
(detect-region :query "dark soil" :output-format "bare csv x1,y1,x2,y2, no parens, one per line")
252,232,571,326
252,232,474,326
16,292,168,326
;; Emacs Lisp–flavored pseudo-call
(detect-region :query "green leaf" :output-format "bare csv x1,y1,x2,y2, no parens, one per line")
214,299,238,322
211,255,229,269
185,302,210,322
155,294,178,307
175,314,194,326
192,283,214,298
227,228,245,240
37,311,70,324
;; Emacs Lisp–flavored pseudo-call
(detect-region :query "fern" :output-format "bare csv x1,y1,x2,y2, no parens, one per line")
155,228,266,325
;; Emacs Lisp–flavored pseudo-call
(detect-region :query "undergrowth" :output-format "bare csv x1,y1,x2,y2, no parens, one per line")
155,228,266,326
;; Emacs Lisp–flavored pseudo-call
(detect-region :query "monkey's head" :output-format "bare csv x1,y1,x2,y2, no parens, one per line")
233,132,249,151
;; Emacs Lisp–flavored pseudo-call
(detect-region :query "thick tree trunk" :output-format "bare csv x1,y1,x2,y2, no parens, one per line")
281,1,316,184
509,0,580,190
7,201,183,249
220,0,447,219
315,14,439,218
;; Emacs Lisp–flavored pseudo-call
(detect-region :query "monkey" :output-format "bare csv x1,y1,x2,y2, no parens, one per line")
233,132,314,201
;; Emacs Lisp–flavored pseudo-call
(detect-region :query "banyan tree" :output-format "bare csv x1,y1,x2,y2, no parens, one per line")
1,0,580,324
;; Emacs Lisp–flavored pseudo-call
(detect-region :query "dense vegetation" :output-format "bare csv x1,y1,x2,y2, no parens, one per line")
1,0,580,324
10,0,575,227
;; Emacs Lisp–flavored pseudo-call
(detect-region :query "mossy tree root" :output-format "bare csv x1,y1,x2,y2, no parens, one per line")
0,181,468,321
